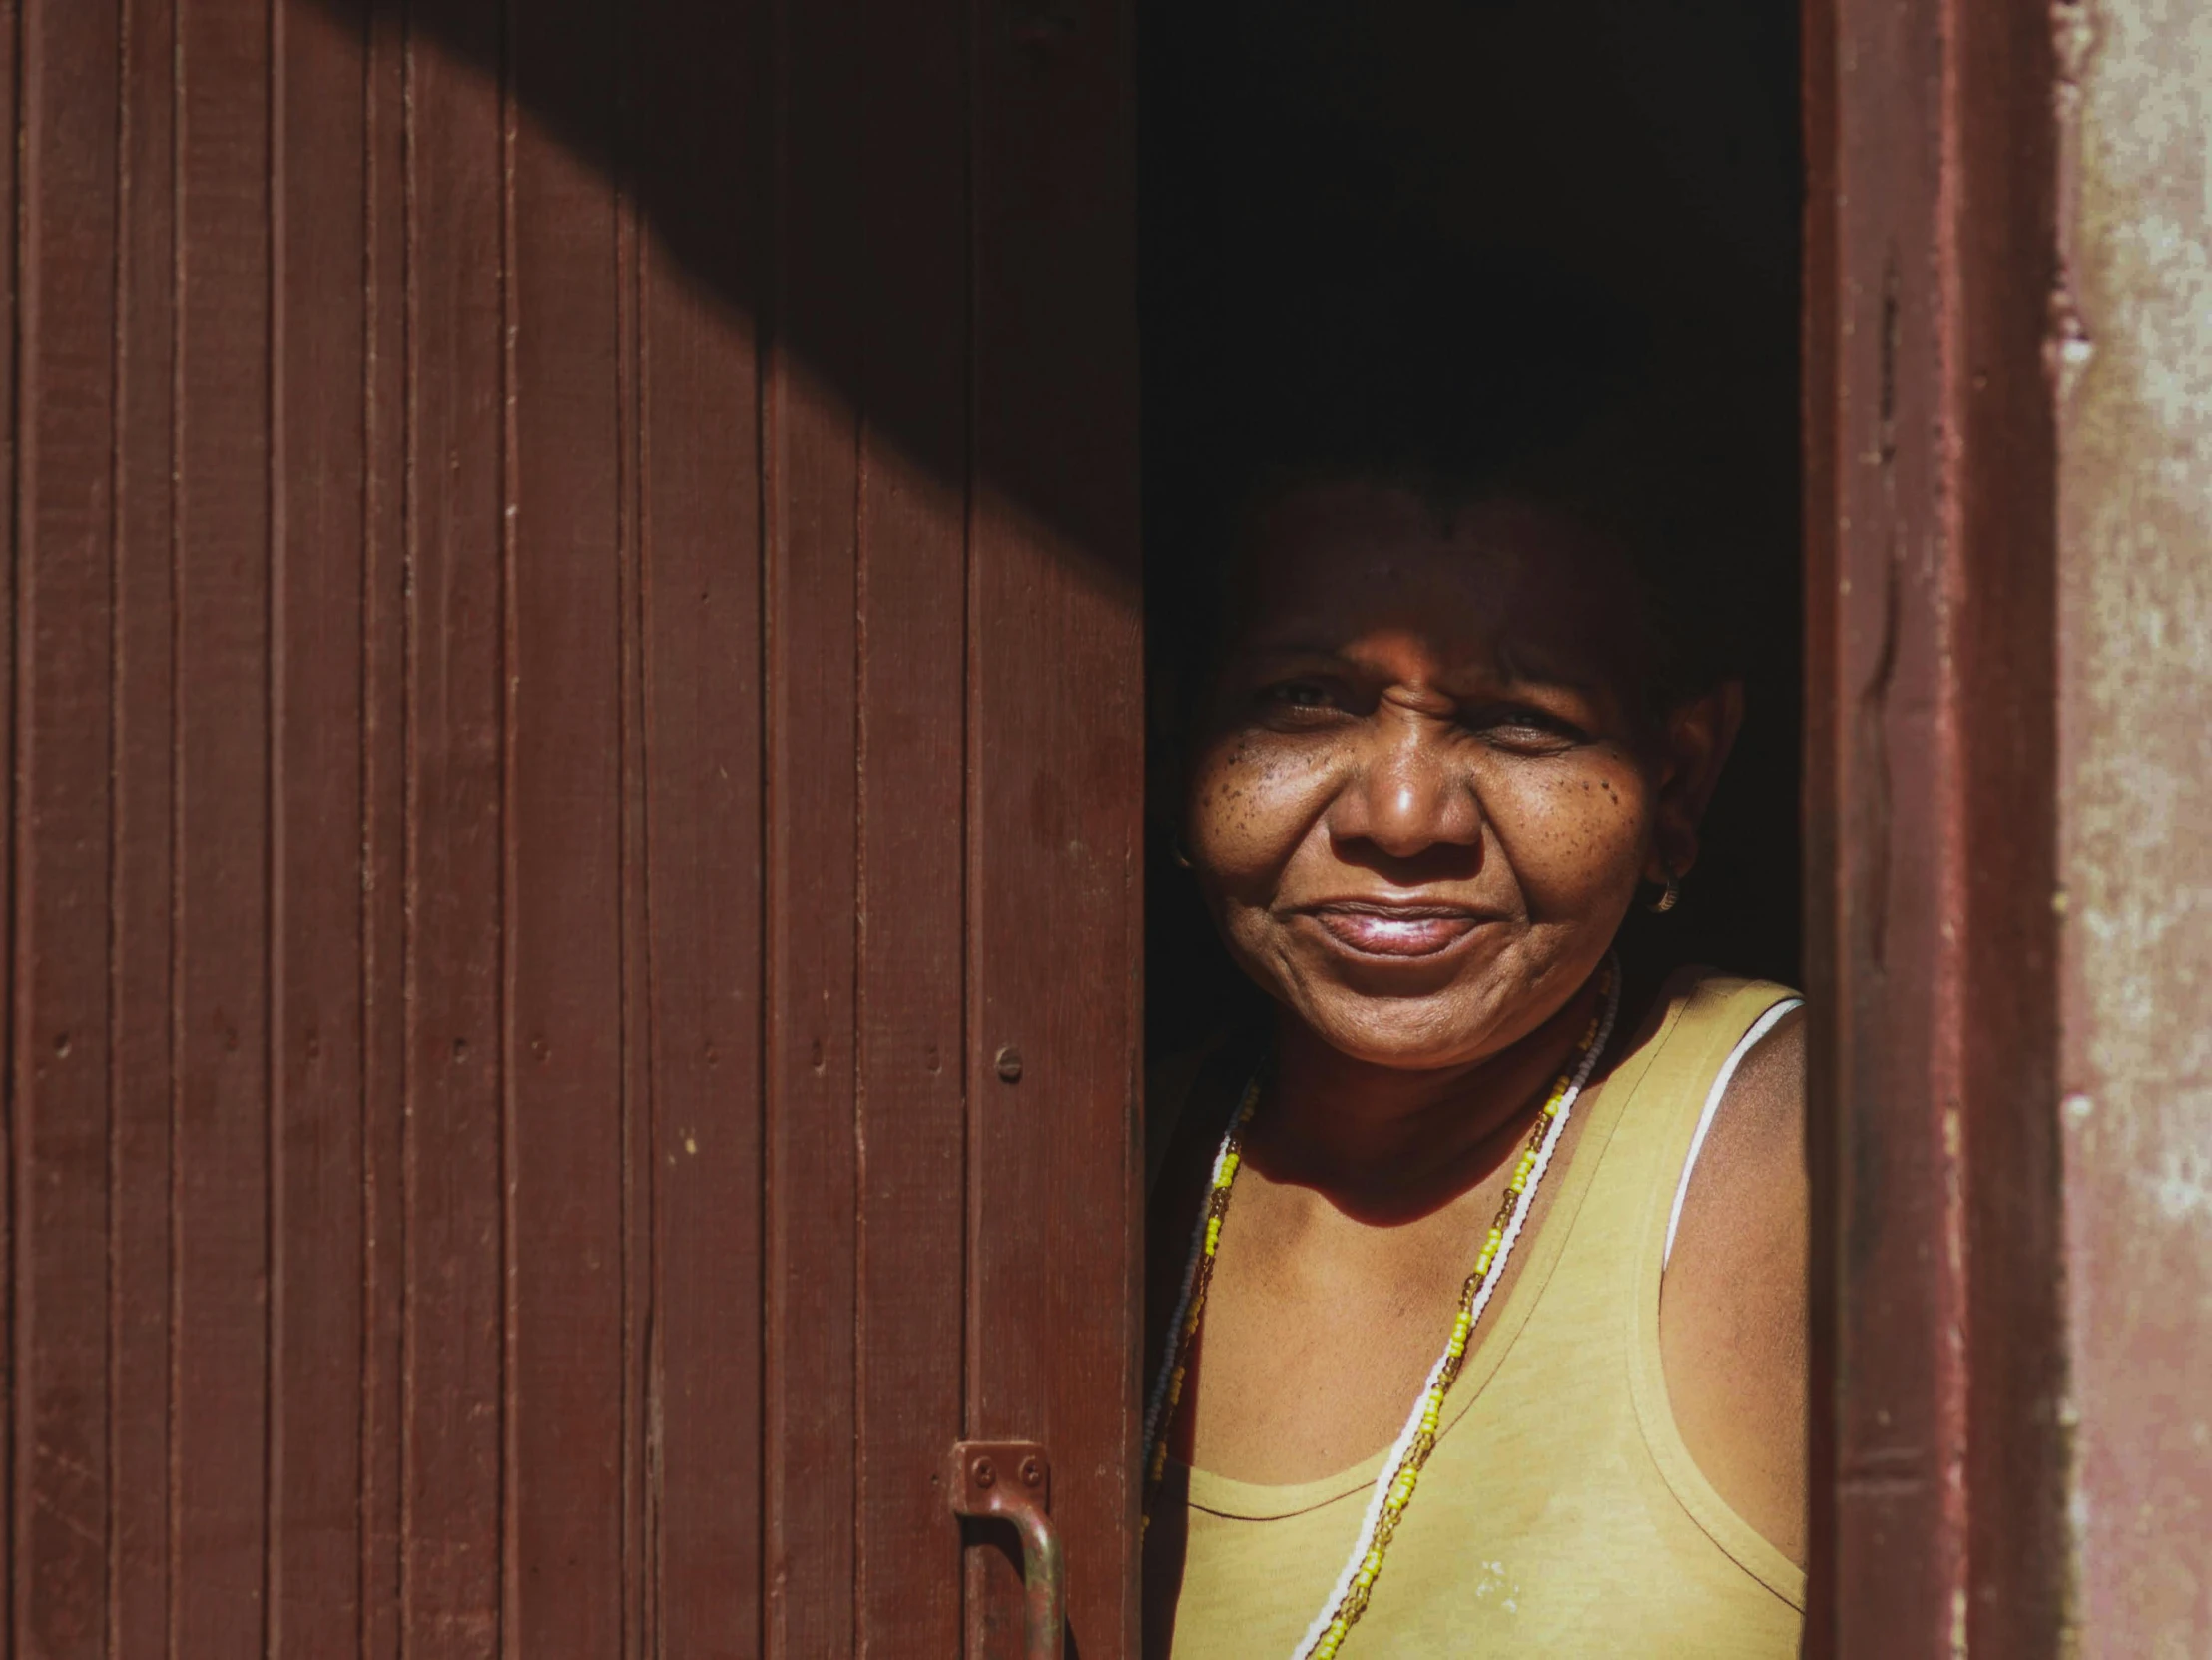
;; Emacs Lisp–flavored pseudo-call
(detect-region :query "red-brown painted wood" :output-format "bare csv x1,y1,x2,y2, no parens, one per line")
5,2,1143,1652
507,1,630,1650
632,0,772,1649
172,4,276,1651
968,0,1146,1652
1949,4,2066,1651
763,0,864,1645
14,6,123,1655
1805,0,2065,1650
0,0,15,1623
854,1,970,1648
403,10,509,1650
274,0,372,1650
359,11,411,1656
1800,0,1840,1640
111,0,180,1651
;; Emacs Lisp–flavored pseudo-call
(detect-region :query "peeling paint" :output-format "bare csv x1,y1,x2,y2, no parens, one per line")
2057,0,2212,1647
2138,1138,2212,1228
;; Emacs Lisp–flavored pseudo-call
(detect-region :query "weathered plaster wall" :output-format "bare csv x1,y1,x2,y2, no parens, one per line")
2057,0,2212,1650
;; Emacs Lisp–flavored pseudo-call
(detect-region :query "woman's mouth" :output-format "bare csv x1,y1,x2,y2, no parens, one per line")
1300,902,1489,959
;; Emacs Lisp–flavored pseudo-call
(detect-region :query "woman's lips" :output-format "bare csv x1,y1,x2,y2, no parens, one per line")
1302,903,1487,958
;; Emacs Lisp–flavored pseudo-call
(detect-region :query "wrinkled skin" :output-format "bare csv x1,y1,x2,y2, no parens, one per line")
1185,480,1740,1071
1143,482,1805,1660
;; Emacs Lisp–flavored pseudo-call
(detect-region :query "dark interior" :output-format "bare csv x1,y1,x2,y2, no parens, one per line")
1139,0,1805,1058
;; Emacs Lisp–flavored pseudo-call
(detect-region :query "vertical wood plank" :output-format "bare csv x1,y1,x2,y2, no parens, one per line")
632,0,771,1647
1807,0,1962,1640
271,0,372,1651
9,4,1153,1649
1949,0,2064,1647
854,0,969,1647
1806,0,2065,1651
613,170,652,1660
171,0,274,1649
1798,0,1840,1641
506,0,628,1648
0,0,15,1640
401,11,508,1653
12,3,122,1655
763,0,862,1644
111,0,179,1649
966,0,1144,1652
359,7,410,1656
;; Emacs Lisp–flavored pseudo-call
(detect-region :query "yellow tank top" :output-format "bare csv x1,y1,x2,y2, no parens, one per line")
1149,970,1806,1658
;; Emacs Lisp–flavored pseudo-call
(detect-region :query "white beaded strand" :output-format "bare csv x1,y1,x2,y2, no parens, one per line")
1289,958,1620,1658
1140,959,1621,1657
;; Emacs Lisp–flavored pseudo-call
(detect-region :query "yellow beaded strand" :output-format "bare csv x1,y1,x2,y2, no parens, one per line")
1305,965,1613,1657
1141,1077,1260,1533
1141,960,1617,1657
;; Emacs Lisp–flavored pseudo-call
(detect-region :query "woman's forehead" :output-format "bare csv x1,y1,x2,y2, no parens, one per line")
1230,483,1643,667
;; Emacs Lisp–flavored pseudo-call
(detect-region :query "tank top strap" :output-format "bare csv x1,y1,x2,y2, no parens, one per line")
1584,968,1808,1609
1418,967,1762,1445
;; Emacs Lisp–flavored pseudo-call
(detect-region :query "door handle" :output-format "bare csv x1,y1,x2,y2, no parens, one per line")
949,1440,1065,1658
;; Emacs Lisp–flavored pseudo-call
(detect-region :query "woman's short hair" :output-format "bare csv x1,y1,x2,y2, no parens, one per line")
1147,225,1756,734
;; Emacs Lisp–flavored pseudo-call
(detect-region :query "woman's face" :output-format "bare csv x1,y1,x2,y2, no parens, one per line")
1185,481,1736,1072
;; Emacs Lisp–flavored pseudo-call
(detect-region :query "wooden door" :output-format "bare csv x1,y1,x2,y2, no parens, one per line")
3,0,1142,1655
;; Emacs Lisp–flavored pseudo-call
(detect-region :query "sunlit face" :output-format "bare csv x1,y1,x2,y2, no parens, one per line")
1185,480,1700,1071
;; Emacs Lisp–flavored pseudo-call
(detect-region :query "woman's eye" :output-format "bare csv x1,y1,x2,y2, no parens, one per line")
1472,705,1589,749
1260,680,1340,712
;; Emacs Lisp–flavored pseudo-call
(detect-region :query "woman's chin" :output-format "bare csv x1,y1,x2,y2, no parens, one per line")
1285,989,1517,1073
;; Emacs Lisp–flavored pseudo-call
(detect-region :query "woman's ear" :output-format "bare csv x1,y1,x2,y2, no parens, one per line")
1646,679,1745,883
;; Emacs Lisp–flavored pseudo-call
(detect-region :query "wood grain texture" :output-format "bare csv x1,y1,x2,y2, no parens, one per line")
853,0,969,1647
272,2,371,1653
171,0,276,1649
506,0,630,1650
1804,0,2064,1650
4,0,1144,1652
14,4,123,1654
765,0,866,1645
360,9,411,1656
1948,0,2065,1648
0,0,17,1635
631,0,772,1649
111,2,179,1654
401,7,508,1650
967,0,1145,1652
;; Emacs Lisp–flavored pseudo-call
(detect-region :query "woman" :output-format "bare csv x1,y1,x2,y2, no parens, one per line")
1142,257,1806,1656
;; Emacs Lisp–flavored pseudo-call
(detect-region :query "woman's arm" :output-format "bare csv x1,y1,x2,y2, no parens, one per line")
1659,1005,1810,1568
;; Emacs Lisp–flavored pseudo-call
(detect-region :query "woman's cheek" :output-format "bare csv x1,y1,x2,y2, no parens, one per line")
1485,755,1652,916
1187,732,1344,884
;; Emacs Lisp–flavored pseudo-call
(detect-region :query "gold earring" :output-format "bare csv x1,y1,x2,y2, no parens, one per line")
1648,871,1680,914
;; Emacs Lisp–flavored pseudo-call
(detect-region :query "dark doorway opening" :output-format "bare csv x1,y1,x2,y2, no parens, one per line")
1138,0,1804,1060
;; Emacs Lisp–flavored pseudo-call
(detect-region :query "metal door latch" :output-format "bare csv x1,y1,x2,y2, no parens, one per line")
949,1440,1064,1658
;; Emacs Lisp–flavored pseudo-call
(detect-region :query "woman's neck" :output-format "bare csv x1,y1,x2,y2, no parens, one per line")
1246,973,1603,1224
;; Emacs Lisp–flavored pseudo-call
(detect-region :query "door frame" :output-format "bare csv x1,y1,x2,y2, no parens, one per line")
1803,0,2068,1651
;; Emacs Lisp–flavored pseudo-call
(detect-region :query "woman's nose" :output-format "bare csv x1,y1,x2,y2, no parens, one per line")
1329,720,1483,860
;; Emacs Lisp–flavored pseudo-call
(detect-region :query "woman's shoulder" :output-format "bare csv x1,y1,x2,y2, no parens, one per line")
1655,962,1804,1032
1607,960,1802,1108
1656,980,1809,1569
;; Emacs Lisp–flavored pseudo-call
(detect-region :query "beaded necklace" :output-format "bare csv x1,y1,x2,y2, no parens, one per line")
1142,955,1622,1658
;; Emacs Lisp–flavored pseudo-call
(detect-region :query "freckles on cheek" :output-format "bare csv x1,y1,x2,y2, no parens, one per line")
1497,761,1652,909
1190,735,1340,880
